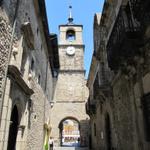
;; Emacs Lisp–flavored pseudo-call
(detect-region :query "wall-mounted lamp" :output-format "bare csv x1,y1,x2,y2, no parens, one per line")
50,102,54,108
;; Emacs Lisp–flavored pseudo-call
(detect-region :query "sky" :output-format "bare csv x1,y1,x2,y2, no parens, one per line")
45,0,104,78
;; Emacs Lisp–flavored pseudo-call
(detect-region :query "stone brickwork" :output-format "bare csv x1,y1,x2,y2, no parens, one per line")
51,102,89,144
58,46,84,70
59,26,83,45
51,21,89,147
0,0,58,150
87,0,150,150
26,79,51,150
0,16,12,120
51,72,89,146
111,76,135,149
54,73,86,102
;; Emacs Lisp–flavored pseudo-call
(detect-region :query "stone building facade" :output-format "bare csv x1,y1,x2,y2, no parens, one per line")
0,0,59,150
87,0,150,150
50,14,89,147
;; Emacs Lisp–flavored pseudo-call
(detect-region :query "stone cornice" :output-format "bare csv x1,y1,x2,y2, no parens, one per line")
58,44,85,49
59,69,86,74
21,22,34,50
8,65,34,96
59,24,83,28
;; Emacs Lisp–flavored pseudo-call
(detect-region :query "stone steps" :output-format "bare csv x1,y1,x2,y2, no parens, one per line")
54,147,89,150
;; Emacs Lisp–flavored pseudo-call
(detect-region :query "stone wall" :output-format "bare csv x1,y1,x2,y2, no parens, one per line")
51,72,89,146
0,15,12,121
0,0,55,150
59,26,83,45
88,0,150,149
26,79,51,150
111,75,136,149
51,22,89,145
58,46,84,70
54,73,87,102
51,102,89,145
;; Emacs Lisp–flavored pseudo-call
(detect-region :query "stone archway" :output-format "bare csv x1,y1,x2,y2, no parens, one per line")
58,117,80,147
7,105,19,150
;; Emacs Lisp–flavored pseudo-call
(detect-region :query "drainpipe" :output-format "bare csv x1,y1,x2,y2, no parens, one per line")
43,58,48,146
44,59,49,92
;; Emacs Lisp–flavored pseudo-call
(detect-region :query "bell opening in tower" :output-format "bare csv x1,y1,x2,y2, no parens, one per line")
66,29,76,41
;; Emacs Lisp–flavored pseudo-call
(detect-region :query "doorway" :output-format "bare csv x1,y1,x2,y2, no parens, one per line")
7,105,19,150
105,113,112,150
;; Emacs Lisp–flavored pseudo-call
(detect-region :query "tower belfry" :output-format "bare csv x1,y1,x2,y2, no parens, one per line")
51,6,89,147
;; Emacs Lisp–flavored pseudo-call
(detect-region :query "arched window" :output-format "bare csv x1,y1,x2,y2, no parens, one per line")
66,30,75,41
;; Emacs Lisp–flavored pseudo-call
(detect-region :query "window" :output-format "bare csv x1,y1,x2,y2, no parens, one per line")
37,27,39,35
0,0,3,6
66,30,75,41
93,74,99,100
38,74,41,84
100,103,103,114
31,58,34,71
20,48,27,76
41,44,43,51
142,93,150,141
94,123,96,136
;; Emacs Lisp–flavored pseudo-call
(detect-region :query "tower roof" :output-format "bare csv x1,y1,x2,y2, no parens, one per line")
68,5,74,24
59,5,83,27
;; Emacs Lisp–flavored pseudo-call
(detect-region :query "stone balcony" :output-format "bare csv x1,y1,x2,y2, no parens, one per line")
130,0,150,23
130,0,150,39
85,99,96,116
93,71,112,100
106,5,142,70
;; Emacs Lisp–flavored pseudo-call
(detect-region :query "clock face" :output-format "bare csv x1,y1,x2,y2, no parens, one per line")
66,46,75,56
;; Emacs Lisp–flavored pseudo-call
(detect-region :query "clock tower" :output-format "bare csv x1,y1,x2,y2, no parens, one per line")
51,6,89,147
58,8,84,72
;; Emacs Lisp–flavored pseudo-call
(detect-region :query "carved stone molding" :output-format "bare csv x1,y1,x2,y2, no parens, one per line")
21,22,34,50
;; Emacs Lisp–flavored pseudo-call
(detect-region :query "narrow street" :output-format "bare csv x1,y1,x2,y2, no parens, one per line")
0,0,150,150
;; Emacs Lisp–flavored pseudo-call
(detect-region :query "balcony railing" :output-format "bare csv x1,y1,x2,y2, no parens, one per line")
130,0,150,36
86,100,96,116
93,71,111,100
130,0,150,22
107,6,141,70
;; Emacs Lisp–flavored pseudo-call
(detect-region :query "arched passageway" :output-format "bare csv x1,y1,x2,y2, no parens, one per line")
59,117,80,147
7,105,19,150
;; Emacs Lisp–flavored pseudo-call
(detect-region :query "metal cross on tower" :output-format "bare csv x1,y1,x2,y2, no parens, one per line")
68,5,73,24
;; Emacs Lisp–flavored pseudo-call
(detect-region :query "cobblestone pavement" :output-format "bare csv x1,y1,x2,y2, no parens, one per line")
54,147,89,150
